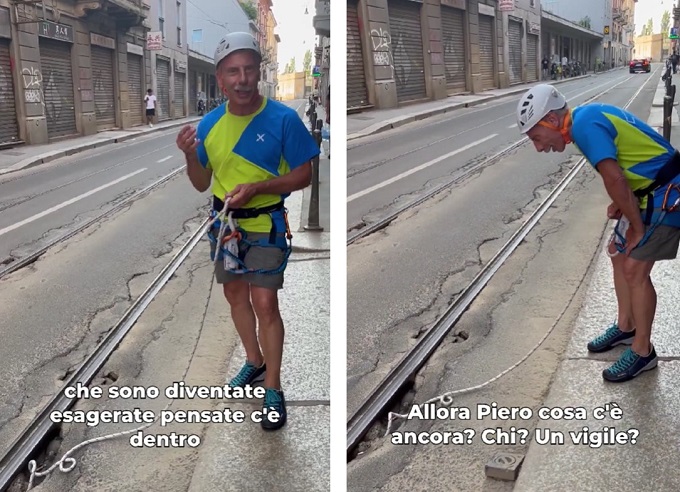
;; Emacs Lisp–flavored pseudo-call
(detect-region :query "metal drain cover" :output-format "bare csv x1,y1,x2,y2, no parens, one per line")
485,452,525,481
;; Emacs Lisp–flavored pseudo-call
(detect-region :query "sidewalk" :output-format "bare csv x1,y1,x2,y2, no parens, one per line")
348,68,626,141
0,116,200,175
514,82,680,491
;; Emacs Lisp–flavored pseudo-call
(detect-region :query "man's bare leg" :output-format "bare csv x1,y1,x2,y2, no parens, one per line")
610,243,635,332
623,257,656,356
251,286,284,390
224,280,264,366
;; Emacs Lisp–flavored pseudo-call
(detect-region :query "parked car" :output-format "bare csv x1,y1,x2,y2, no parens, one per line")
630,59,651,73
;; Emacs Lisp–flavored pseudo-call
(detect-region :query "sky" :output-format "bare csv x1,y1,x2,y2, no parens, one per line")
634,0,675,35
271,0,317,73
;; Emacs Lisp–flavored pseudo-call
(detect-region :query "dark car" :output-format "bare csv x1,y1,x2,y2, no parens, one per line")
630,59,651,73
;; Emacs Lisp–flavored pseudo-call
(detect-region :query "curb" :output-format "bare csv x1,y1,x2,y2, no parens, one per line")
347,74,593,141
0,117,201,176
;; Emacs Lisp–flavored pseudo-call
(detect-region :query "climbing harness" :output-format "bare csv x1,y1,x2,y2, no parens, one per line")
206,195,293,275
609,151,680,256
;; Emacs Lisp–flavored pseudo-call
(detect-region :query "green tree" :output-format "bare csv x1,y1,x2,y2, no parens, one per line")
642,18,654,36
286,57,296,73
661,10,671,35
578,16,591,30
238,1,257,21
303,49,312,75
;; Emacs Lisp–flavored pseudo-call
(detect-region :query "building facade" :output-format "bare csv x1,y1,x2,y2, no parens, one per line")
186,0,250,113
633,34,670,62
147,0,188,120
314,0,330,108
0,0,151,146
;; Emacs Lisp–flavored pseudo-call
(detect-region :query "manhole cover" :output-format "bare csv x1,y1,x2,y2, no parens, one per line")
485,452,525,481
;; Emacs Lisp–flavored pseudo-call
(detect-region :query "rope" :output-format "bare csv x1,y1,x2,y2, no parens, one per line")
27,262,215,489
384,233,609,436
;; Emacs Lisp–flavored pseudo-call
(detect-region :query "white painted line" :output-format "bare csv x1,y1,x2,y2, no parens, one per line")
508,123,517,129
0,168,147,238
157,155,173,163
347,135,497,203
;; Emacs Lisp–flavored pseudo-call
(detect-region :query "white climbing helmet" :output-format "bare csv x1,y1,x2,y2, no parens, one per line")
516,84,567,134
214,32,261,68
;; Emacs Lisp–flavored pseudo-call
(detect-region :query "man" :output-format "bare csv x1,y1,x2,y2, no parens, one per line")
144,89,156,127
561,55,568,79
516,84,680,383
541,56,549,81
175,32,318,430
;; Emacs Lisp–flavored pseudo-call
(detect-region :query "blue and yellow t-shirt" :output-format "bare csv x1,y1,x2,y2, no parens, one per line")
196,98,320,233
571,103,677,210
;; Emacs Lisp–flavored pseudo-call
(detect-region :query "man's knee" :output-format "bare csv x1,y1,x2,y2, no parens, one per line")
223,280,251,306
251,287,281,324
622,257,653,286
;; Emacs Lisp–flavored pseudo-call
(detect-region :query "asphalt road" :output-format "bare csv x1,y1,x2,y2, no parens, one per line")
347,67,662,489
0,99,306,461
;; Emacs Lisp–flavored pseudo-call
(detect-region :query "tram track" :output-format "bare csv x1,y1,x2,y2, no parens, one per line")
346,67,659,456
347,74,635,246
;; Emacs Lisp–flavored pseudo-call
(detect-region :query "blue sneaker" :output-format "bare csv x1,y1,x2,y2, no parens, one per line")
587,324,635,353
261,388,287,431
228,361,266,388
603,346,658,383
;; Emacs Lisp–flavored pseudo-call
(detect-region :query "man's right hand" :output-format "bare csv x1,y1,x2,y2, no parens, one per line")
176,125,199,156
607,202,622,220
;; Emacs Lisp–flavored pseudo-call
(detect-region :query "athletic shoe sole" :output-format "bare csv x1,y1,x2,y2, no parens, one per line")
603,357,658,383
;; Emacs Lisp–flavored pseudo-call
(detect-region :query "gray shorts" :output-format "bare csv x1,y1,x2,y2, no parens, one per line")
212,233,286,290
630,225,680,261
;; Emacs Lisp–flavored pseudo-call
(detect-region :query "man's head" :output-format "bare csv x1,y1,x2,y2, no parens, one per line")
214,32,262,111
516,84,571,153
147,89,153,94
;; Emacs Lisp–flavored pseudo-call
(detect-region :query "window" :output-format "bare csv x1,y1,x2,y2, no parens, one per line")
159,0,165,39
192,29,202,43
530,0,535,6
177,26,182,46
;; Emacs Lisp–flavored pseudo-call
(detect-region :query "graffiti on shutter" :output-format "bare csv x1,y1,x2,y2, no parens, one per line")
441,6,466,93
91,45,116,130
39,39,78,138
527,34,538,82
389,0,427,102
174,72,185,117
156,58,170,121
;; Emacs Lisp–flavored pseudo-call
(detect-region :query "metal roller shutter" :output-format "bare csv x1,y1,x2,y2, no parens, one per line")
388,0,427,102
347,0,369,109
127,53,143,126
174,72,185,117
39,39,77,139
527,34,538,82
0,39,19,145
441,6,466,93
156,58,170,121
508,20,522,84
91,45,116,130
478,15,495,90
189,70,197,115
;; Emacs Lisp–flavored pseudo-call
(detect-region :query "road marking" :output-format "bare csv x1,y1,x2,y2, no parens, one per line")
508,123,517,129
157,155,173,163
347,135,497,203
0,168,147,238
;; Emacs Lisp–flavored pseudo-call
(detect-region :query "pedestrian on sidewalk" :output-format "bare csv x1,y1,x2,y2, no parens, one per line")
542,57,549,81
144,89,156,127
516,84,680,383
175,32,319,430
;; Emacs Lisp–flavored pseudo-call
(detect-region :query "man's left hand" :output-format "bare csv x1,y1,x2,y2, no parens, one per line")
226,183,259,209
624,226,645,256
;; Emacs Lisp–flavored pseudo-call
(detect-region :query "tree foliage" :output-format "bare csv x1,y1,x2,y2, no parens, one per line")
238,1,257,21
285,57,296,73
578,16,591,30
640,18,654,36
303,50,312,75
661,10,671,36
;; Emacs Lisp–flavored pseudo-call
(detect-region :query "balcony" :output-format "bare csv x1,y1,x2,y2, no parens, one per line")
313,0,330,37
73,0,148,28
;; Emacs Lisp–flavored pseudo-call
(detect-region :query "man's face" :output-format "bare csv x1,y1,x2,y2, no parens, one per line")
217,50,260,106
526,113,567,153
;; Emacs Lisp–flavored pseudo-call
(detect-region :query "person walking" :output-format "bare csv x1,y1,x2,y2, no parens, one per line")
144,89,156,127
516,84,680,383
175,32,319,430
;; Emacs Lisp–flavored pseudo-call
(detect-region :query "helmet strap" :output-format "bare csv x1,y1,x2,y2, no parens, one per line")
536,109,572,144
